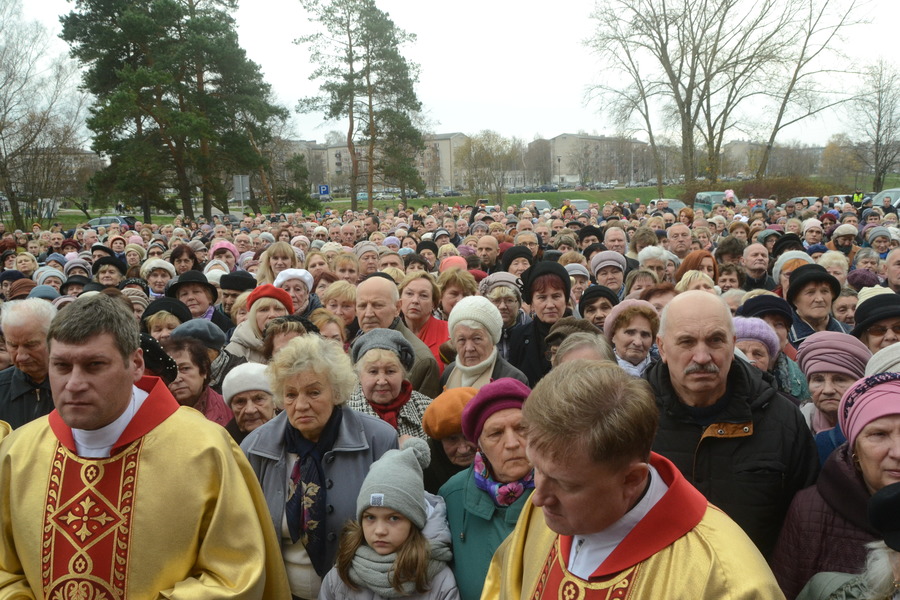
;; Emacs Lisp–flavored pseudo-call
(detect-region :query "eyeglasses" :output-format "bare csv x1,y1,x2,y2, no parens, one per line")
867,324,900,337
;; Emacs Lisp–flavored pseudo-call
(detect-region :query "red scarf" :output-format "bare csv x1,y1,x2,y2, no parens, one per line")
367,380,413,429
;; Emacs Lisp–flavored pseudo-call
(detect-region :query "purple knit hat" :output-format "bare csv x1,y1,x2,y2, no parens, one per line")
846,268,880,292
733,316,781,361
461,378,531,444
797,331,871,380
840,372,900,449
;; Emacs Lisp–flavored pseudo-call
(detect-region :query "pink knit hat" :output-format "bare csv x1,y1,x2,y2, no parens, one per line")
439,255,468,273
839,373,900,449
603,299,657,340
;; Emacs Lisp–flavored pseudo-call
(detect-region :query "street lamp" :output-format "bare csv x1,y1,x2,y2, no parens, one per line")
557,156,561,187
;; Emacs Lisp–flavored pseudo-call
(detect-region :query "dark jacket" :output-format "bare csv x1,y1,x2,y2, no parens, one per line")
0,367,53,430
770,445,878,600
789,312,848,349
742,272,777,292
506,318,553,388
645,358,819,558
209,308,235,334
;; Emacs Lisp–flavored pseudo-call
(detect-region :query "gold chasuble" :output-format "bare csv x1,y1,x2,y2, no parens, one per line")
482,453,784,600
0,376,291,600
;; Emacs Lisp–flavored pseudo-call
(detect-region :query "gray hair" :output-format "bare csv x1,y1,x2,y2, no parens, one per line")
267,334,357,409
637,245,667,264
1,299,58,335
552,332,614,367
48,294,138,360
816,250,849,273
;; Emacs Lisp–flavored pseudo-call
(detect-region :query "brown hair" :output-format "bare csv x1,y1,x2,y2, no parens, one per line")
675,249,718,283
335,519,430,593
526,360,658,469
399,271,440,307
437,267,477,297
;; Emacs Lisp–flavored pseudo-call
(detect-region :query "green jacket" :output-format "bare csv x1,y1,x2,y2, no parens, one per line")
439,467,531,600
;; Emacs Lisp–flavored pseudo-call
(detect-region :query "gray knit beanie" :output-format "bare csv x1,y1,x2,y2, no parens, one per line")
350,328,415,372
356,437,431,529
448,295,503,344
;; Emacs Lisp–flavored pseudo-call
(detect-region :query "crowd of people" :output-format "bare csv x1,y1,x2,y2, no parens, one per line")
2,190,900,598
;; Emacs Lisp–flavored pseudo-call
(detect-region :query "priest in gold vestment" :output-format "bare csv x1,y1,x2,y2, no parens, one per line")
0,294,291,599
482,360,784,600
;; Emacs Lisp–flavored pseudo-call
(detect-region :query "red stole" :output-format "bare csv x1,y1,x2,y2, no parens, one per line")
42,377,179,598
530,453,708,599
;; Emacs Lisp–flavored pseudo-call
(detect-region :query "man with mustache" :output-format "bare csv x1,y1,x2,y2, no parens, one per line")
643,291,818,560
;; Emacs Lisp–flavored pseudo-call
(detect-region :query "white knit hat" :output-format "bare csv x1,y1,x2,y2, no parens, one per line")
866,343,900,377
222,363,271,406
448,295,503,344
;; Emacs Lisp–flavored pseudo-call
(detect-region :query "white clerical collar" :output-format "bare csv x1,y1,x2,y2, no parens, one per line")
72,385,150,458
567,463,669,579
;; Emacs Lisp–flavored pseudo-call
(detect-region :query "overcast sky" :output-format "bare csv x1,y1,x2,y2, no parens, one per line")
29,0,897,147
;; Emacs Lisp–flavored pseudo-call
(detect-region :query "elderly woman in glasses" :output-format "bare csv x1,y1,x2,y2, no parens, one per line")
851,293,900,355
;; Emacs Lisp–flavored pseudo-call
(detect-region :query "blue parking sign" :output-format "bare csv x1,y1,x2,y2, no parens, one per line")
318,185,330,196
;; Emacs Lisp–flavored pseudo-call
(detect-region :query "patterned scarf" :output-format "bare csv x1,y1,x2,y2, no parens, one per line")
472,451,534,507
284,406,343,576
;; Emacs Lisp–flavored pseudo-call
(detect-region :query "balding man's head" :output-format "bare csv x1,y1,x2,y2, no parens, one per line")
658,291,734,407
355,276,401,331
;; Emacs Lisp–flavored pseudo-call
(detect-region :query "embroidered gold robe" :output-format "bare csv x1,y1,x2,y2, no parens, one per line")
481,453,784,600
0,376,291,599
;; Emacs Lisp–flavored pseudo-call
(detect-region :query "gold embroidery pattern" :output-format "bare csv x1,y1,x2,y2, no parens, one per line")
530,538,640,600
42,441,142,600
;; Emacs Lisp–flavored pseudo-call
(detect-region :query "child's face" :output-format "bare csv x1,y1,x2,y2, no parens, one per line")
362,507,413,555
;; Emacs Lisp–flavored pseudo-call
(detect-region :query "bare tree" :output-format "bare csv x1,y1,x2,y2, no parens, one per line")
588,0,800,186
851,60,900,192
820,133,864,186
455,131,516,203
755,0,863,178
0,0,84,229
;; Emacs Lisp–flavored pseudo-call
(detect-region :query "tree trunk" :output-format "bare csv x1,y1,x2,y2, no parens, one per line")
0,161,24,231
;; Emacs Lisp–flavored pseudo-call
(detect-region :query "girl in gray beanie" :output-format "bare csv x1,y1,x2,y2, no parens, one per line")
321,438,459,599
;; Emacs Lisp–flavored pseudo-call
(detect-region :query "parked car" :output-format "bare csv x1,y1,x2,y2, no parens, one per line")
566,199,590,212
356,192,369,202
520,199,551,212
694,191,726,214
876,188,900,208
87,216,137,231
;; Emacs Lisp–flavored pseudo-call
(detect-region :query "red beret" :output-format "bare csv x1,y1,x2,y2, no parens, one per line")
247,284,293,313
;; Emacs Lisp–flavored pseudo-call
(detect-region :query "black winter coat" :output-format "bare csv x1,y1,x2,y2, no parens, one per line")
506,318,553,388
0,367,54,430
645,358,819,558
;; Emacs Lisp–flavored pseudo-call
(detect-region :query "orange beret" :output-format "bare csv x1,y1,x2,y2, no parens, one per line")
421,387,478,440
